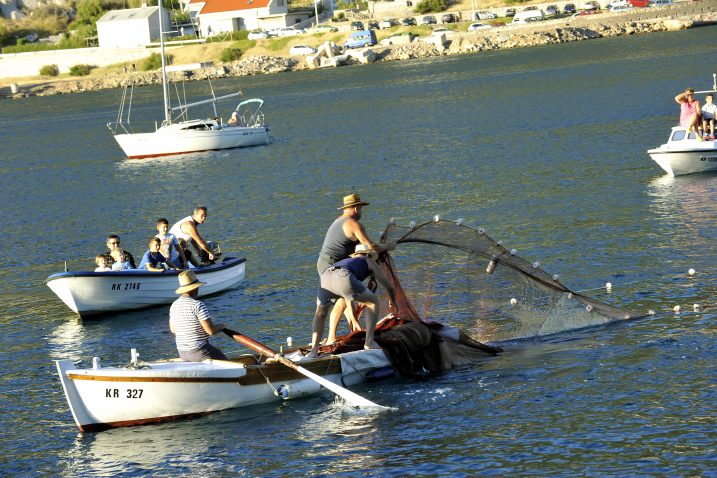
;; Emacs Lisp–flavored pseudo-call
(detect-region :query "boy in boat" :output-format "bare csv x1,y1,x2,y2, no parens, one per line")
675,88,702,141
139,237,176,272
94,254,111,272
169,270,228,361
156,218,187,268
308,244,398,358
701,94,716,141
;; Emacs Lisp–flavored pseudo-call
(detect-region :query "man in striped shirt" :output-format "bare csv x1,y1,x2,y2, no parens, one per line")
169,270,228,361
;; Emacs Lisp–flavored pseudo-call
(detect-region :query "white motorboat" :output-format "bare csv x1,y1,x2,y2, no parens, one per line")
107,4,272,159
46,257,246,317
648,76,717,176
647,127,717,176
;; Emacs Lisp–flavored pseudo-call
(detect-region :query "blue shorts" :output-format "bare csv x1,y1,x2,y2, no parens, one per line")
317,267,368,306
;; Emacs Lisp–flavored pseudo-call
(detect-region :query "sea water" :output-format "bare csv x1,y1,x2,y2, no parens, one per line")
0,26,715,476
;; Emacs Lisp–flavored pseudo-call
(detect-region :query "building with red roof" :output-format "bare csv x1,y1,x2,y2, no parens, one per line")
187,0,314,37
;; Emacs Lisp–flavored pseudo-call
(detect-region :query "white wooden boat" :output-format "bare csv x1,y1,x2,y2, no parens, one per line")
107,3,272,159
648,76,717,176
56,348,393,432
46,257,246,317
647,127,717,176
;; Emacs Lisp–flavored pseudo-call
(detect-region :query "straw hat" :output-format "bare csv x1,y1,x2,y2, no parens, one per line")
338,193,370,210
350,243,377,258
175,270,206,294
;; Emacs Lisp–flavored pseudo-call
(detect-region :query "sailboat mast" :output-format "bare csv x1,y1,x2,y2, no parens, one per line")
158,0,171,125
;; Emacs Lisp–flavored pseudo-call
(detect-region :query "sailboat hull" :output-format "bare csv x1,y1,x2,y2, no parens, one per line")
114,124,272,159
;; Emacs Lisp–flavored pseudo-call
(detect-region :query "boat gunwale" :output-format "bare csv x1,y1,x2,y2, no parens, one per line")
45,256,246,282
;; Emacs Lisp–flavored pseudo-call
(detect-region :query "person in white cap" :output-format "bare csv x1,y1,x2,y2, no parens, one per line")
309,243,397,358
169,270,227,361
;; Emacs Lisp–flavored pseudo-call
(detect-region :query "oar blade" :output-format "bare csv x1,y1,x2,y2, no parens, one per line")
294,364,391,410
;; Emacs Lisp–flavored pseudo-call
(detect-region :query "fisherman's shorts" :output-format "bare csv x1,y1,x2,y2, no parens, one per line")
317,267,368,306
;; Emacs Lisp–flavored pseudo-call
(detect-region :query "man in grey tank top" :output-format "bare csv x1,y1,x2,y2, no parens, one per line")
309,193,395,357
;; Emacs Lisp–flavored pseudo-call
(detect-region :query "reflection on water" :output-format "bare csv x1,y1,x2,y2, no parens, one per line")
47,318,86,362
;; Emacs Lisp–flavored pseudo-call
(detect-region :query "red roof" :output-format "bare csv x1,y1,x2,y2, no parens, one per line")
190,0,271,14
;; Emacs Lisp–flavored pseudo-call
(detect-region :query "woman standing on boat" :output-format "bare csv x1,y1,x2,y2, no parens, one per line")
675,88,703,141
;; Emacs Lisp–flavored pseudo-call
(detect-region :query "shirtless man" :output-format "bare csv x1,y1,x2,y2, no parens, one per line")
169,207,216,265
311,193,395,353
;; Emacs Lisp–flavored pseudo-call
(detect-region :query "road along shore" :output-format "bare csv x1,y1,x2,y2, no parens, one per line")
4,0,716,99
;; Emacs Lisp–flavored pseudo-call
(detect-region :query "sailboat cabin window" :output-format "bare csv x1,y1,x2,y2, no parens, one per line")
671,130,686,141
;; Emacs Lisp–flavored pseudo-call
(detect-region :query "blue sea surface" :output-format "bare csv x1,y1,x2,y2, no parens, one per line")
0,26,716,476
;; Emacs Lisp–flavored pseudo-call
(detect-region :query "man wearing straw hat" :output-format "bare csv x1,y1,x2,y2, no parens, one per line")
169,270,228,361
309,243,397,358
310,193,395,355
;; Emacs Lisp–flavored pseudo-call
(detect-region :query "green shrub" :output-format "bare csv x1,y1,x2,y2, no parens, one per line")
142,52,173,71
39,64,59,76
69,64,93,76
414,0,449,14
220,47,242,62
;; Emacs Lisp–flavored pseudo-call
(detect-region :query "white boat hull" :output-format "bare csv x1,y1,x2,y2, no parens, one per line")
55,349,392,432
648,126,717,176
46,257,245,317
114,125,272,159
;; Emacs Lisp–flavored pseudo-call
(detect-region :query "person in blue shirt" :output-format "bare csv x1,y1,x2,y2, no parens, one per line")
138,237,175,272
308,244,398,358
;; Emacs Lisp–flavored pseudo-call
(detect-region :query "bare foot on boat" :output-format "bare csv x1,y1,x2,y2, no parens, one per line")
306,350,319,359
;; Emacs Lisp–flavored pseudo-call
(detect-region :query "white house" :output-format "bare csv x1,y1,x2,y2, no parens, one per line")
187,0,309,37
96,6,171,48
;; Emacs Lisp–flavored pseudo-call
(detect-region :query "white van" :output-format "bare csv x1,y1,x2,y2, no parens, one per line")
511,10,545,24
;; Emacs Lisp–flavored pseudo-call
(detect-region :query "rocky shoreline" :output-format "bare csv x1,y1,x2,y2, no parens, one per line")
5,1,717,99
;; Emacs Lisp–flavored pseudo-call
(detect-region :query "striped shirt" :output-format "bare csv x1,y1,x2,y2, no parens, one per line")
170,296,211,351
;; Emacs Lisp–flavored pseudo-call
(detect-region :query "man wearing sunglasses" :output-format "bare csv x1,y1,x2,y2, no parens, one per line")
102,234,137,270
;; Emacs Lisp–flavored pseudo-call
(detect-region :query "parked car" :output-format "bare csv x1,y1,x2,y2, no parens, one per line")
505,8,516,17
247,30,269,40
274,26,306,36
379,18,398,29
344,29,377,48
289,44,317,55
441,13,458,23
649,0,672,6
583,1,601,10
545,5,558,15
432,27,456,35
313,24,338,33
351,21,365,31
420,15,437,25
475,11,497,20
368,20,379,29
379,32,416,45
523,6,539,10
563,3,577,13
468,22,492,31
401,17,417,26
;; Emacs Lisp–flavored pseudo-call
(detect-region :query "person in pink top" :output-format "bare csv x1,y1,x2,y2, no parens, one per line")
675,88,702,141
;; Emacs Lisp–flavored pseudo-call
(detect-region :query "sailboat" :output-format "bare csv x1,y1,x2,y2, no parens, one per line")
107,4,272,159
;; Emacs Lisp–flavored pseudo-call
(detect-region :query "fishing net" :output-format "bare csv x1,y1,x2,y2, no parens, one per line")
377,219,646,344
325,218,644,378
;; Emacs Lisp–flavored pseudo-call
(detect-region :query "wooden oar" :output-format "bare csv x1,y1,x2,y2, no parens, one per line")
222,328,389,409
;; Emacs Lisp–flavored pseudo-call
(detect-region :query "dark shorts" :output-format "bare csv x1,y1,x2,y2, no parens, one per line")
178,342,227,362
317,267,368,306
